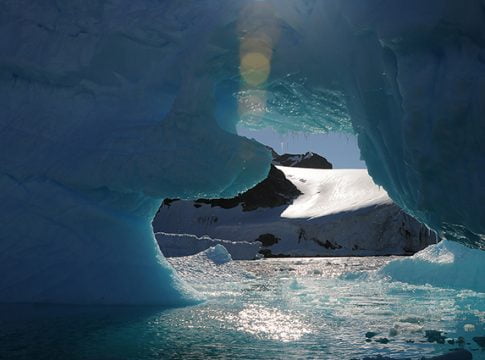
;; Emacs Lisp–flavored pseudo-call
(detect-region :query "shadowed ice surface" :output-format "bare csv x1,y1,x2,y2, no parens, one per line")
1,0,485,305
1,254,483,359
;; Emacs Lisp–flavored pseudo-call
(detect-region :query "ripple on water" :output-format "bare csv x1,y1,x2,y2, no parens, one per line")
0,256,483,359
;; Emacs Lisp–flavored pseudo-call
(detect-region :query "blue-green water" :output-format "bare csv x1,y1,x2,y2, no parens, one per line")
0,257,484,359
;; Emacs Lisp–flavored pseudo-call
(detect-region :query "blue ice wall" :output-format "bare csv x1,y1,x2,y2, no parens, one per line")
0,0,271,304
0,0,483,304
337,0,485,247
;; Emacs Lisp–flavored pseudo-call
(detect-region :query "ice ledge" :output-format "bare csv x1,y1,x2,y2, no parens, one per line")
380,241,485,292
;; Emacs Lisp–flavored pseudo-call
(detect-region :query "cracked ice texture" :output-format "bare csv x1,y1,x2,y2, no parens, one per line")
0,0,483,304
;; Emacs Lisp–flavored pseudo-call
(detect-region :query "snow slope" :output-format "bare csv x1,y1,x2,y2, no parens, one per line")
281,168,390,219
154,167,437,258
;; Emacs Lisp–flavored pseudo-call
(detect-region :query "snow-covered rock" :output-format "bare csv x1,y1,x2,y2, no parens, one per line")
273,152,332,169
182,165,301,212
154,167,438,257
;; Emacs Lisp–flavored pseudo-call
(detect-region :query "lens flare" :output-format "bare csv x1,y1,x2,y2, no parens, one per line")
240,52,270,86
238,3,280,120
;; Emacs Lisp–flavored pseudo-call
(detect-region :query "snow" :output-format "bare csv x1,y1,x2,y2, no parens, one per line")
0,0,483,304
154,168,437,257
280,167,391,219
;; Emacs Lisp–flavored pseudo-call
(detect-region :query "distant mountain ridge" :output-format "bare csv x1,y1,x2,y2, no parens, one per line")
273,152,333,169
154,150,438,259
161,146,323,213
265,145,333,169
190,165,301,212
154,167,438,259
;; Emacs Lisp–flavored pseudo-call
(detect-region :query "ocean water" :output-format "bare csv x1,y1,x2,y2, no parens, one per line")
0,256,483,359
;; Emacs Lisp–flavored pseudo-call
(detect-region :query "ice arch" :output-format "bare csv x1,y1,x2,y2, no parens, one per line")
0,0,483,304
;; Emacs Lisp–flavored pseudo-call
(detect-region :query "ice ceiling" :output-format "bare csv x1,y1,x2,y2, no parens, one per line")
0,0,484,304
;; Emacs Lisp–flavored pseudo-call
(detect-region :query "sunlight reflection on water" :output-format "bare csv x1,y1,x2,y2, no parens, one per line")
0,257,483,359
232,304,312,342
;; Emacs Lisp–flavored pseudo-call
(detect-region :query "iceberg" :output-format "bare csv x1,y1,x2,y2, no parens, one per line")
0,0,483,304
380,240,485,293
202,245,233,265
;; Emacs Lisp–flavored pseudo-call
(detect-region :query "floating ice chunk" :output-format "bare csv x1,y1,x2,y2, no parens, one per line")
380,241,485,292
202,245,233,265
289,278,305,290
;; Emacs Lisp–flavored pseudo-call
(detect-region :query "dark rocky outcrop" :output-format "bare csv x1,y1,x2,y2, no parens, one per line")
162,198,178,207
265,145,280,160
425,330,446,344
162,165,301,212
273,152,333,169
365,332,378,339
160,149,329,213
255,233,280,247
258,249,291,258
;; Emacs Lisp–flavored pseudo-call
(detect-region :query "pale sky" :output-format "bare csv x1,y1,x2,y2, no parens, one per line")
237,127,367,169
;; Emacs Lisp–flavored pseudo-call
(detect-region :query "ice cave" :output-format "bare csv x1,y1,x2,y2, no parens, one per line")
0,1,484,357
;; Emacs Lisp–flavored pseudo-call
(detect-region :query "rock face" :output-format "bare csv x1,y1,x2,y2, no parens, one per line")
163,165,301,212
273,152,333,169
158,149,333,240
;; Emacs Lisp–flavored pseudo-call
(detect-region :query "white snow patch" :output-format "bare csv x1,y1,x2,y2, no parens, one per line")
280,167,391,219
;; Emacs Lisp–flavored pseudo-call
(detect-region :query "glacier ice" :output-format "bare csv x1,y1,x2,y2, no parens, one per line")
202,245,233,265
155,232,261,260
0,0,484,304
380,240,485,293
